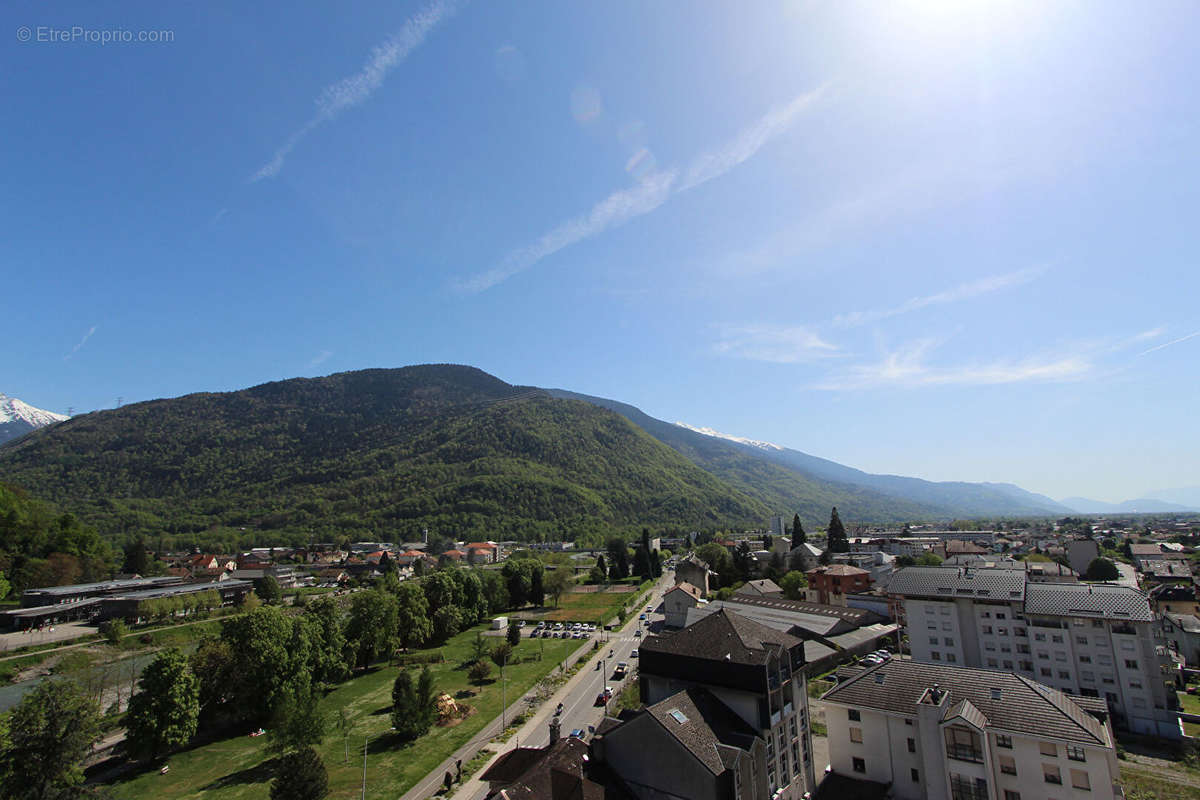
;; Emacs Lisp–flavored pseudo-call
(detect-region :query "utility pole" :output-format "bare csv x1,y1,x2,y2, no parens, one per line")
361,737,367,800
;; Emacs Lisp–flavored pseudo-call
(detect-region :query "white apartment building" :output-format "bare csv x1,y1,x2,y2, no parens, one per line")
823,659,1122,800
888,567,1179,738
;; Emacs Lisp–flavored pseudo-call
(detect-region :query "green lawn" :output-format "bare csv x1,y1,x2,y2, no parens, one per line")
106,623,585,800
1178,692,1200,715
523,586,645,625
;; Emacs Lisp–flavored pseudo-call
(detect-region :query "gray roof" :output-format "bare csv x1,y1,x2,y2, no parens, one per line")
642,608,802,667
115,579,252,601
1164,612,1200,633
886,567,1026,601
822,659,1110,747
690,596,884,637
736,579,782,596
22,576,182,597
1024,583,1153,622
642,687,759,775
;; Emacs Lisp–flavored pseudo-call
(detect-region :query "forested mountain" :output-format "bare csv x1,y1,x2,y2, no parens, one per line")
544,389,945,524
0,366,770,544
545,389,1069,519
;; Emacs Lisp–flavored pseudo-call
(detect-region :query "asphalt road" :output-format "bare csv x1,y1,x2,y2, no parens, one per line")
446,574,674,800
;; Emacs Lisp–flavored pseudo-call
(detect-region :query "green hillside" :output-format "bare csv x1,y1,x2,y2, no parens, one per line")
0,365,770,544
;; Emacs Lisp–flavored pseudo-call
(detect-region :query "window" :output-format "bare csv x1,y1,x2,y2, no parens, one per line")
996,734,1012,748
1055,652,1067,662
987,658,999,667
1079,655,1091,663
1015,627,1027,636
1052,635,1064,643
983,625,994,634
1066,745,1086,762
1035,633,1046,642
907,737,916,753
947,653,957,663
849,727,863,743
1071,769,1091,791
930,637,940,645
1076,636,1088,645
1058,670,1070,679
945,727,984,763
998,628,1008,636
996,612,1006,619
1102,674,1115,684
1041,667,1052,677
941,607,950,615
905,718,913,726
848,709,861,722
1004,792,1021,800
1040,742,1058,757
928,623,938,630
852,757,865,773
790,717,797,738
985,643,997,652
1125,659,1139,669
999,755,1017,776
1038,652,1050,660
932,651,942,661
944,636,955,646
1044,765,1062,785
1081,671,1095,682
1130,680,1143,690
1003,660,1013,669
982,611,991,618
943,622,953,631
911,768,919,783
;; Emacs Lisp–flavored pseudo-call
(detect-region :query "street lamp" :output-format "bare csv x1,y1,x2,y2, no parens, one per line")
360,727,395,800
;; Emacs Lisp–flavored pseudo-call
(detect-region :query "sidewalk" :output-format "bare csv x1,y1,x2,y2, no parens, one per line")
443,576,668,800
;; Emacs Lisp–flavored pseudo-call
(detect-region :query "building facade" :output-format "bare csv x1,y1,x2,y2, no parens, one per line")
822,659,1122,800
638,609,816,799
888,567,1179,738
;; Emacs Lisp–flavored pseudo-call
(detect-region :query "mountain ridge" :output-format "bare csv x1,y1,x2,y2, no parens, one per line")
0,394,69,445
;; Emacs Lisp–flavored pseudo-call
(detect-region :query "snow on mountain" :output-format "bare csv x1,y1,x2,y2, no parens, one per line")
674,422,783,451
0,394,69,445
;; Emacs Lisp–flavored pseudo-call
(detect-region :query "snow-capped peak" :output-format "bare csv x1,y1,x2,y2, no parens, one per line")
0,394,70,427
674,421,783,451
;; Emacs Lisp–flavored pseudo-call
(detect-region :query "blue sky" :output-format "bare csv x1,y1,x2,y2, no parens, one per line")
4,0,1198,503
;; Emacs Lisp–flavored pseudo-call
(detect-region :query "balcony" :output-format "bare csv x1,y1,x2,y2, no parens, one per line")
945,744,984,764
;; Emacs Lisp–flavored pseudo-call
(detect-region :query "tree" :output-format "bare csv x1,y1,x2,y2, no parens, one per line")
256,575,283,604
632,547,652,581
732,541,755,581
827,508,848,553
301,596,351,684
470,632,490,664
431,605,465,644
126,648,200,759
267,684,326,756
594,553,608,581
1084,557,1120,581
101,618,127,646
0,569,9,601
391,667,436,740
506,618,522,647
122,537,150,575
490,641,513,668
395,580,433,650
779,571,807,600
480,569,510,613
606,537,630,580
469,659,492,684
793,514,806,544
695,543,733,587
270,746,329,800
544,568,574,607
219,606,311,724
915,552,943,567
502,559,534,607
529,563,545,606
423,570,464,611
345,590,399,669
818,548,832,566
764,551,786,580
0,679,102,800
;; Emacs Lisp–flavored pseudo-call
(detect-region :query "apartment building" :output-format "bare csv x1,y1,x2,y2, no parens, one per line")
822,659,1121,800
888,567,1179,738
638,608,816,799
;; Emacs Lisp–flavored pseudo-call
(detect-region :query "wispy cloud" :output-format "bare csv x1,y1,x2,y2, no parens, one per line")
1139,329,1200,357
457,87,826,291
251,0,461,182
679,87,826,193
456,170,677,293
833,266,1045,328
64,325,97,360
308,349,333,369
712,324,840,364
816,338,1091,390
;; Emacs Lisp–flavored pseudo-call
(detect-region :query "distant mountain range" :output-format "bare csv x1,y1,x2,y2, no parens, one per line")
1058,496,1200,514
0,394,68,445
546,389,1073,520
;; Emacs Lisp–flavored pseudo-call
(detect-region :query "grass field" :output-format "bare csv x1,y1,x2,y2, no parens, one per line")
106,623,585,800
1178,692,1200,715
529,583,651,624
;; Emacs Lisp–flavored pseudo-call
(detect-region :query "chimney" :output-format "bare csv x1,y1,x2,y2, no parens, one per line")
549,717,561,745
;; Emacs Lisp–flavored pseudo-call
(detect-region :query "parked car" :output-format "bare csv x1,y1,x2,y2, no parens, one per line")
569,729,585,739
614,661,629,678
631,649,639,658
594,693,607,706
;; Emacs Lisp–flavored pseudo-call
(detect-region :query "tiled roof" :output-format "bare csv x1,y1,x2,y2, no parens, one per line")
715,594,883,626
808,564,869,577
885,566,1026,601
642,687,759,775
1024,583,1153,622
736,579,782,596
822,660,1110,746
1130,543,1165,556
667,582,704,600
641,608,801,667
